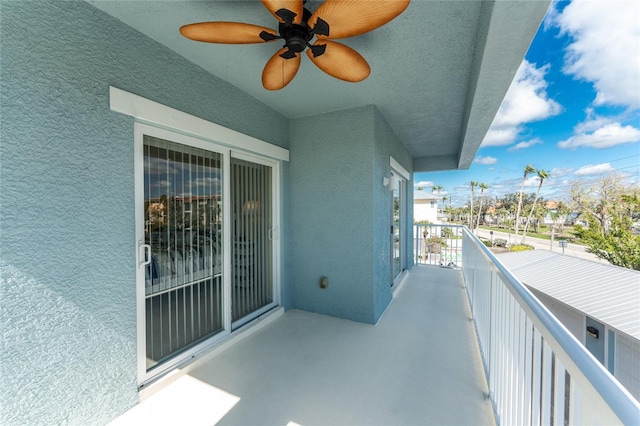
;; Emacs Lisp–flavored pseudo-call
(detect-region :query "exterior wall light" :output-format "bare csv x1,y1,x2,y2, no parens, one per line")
587,326,599,339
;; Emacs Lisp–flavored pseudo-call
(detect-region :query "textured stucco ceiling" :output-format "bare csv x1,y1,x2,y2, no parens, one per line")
87,0,550,171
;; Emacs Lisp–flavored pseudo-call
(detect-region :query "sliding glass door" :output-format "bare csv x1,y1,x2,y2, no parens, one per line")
391,171,406,284
135,125,280,383
230,156,274,328
141,135,224,372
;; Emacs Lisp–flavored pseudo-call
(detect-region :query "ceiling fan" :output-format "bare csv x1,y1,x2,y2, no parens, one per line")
179,0,410,90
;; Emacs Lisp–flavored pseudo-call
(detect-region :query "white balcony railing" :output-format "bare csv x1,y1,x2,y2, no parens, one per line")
456,225,640,425
414,224,464,267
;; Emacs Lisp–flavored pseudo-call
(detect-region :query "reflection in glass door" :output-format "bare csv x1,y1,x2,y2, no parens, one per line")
230,157,274,328
391,171,405,283
142,135,224,372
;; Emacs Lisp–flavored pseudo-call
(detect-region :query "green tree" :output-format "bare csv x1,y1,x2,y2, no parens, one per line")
522,169,549,243
432,185,444,218
550,201,570,236
571,174,628,235
515,164,536,237
475,183,489,230
469,181,479,231
572,176,640,270
442,196,448,220
494,205,509,229
495,192,535,231
576,214,640,270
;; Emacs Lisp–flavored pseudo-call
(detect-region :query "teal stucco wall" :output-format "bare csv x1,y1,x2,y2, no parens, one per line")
289,106,412,324
0,2,288,425
373,107,414,320
1,1,412,424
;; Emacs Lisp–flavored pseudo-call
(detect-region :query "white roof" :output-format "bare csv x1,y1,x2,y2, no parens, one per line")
413,190,440,201
496,250,640,339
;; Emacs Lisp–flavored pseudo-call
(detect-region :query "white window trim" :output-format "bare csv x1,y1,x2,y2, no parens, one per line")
390,156,410,180
110,86,289,162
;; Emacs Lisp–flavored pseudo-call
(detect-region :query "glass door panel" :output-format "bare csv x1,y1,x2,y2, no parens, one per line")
230,157,274,326
143,135,224,371
391,172,405,283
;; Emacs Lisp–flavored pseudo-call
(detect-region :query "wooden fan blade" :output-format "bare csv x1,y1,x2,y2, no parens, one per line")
262,48,301,90
306,40,370,82
261,0,304,24
180,22,278,44
309,0,410,39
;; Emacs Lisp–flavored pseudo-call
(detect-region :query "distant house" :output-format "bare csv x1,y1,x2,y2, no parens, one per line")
497,250,640,402
414,190,440,223
541,200,567,225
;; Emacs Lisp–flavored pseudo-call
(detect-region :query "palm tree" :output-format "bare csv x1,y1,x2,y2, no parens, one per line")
469,181,478,230
522,169,549,243
432,185,444,221
441,196,448,220
515,164,536,237
475,183,489,231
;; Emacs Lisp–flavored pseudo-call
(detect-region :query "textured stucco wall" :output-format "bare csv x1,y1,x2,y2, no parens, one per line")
0,2,288,425
289,107,375,323
289,106,412,324
372,108,413,321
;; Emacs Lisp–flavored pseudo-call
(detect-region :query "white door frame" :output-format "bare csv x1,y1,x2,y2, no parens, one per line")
134,123,282,386
390,157,410,284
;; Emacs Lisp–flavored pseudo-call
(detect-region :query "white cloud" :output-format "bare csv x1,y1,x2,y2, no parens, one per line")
558,122,640,149
550,167,574,179
575,163,613,175
414,180,434,188
508,138,543,152
153,179,171,189
191,177,221,188
482,61,562,147
474,156,498,165
524,175,541,188
556,0,640,109
573,108,617,134
482,128,520,147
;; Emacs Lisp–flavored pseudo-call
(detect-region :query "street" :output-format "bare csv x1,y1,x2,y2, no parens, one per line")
474,227,607,263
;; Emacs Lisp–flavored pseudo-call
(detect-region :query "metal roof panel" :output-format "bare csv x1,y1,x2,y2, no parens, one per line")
497,250,640,339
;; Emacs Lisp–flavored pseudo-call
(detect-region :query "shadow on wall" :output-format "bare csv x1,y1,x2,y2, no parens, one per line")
0,262,138,425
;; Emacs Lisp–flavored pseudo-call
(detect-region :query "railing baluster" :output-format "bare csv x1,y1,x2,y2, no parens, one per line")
554,357,566,426
456,226,638,425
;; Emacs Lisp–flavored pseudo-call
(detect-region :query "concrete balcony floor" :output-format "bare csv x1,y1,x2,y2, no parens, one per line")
111,266,495,425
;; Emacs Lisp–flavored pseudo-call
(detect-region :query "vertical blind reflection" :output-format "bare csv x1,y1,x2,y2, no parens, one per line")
231,158,273,323
143,135,224,370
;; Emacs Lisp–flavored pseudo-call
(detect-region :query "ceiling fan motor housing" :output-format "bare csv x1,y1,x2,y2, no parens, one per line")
277,7,322,58
282,25,311,53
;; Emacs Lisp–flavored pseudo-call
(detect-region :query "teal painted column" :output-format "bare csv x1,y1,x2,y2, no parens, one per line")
290,106,412,324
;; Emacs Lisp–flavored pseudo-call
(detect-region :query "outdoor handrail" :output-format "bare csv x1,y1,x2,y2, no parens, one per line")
460,226,640,424
414,224,465,267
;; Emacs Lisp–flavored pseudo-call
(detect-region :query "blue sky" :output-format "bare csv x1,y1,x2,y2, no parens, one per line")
414,0,640,207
